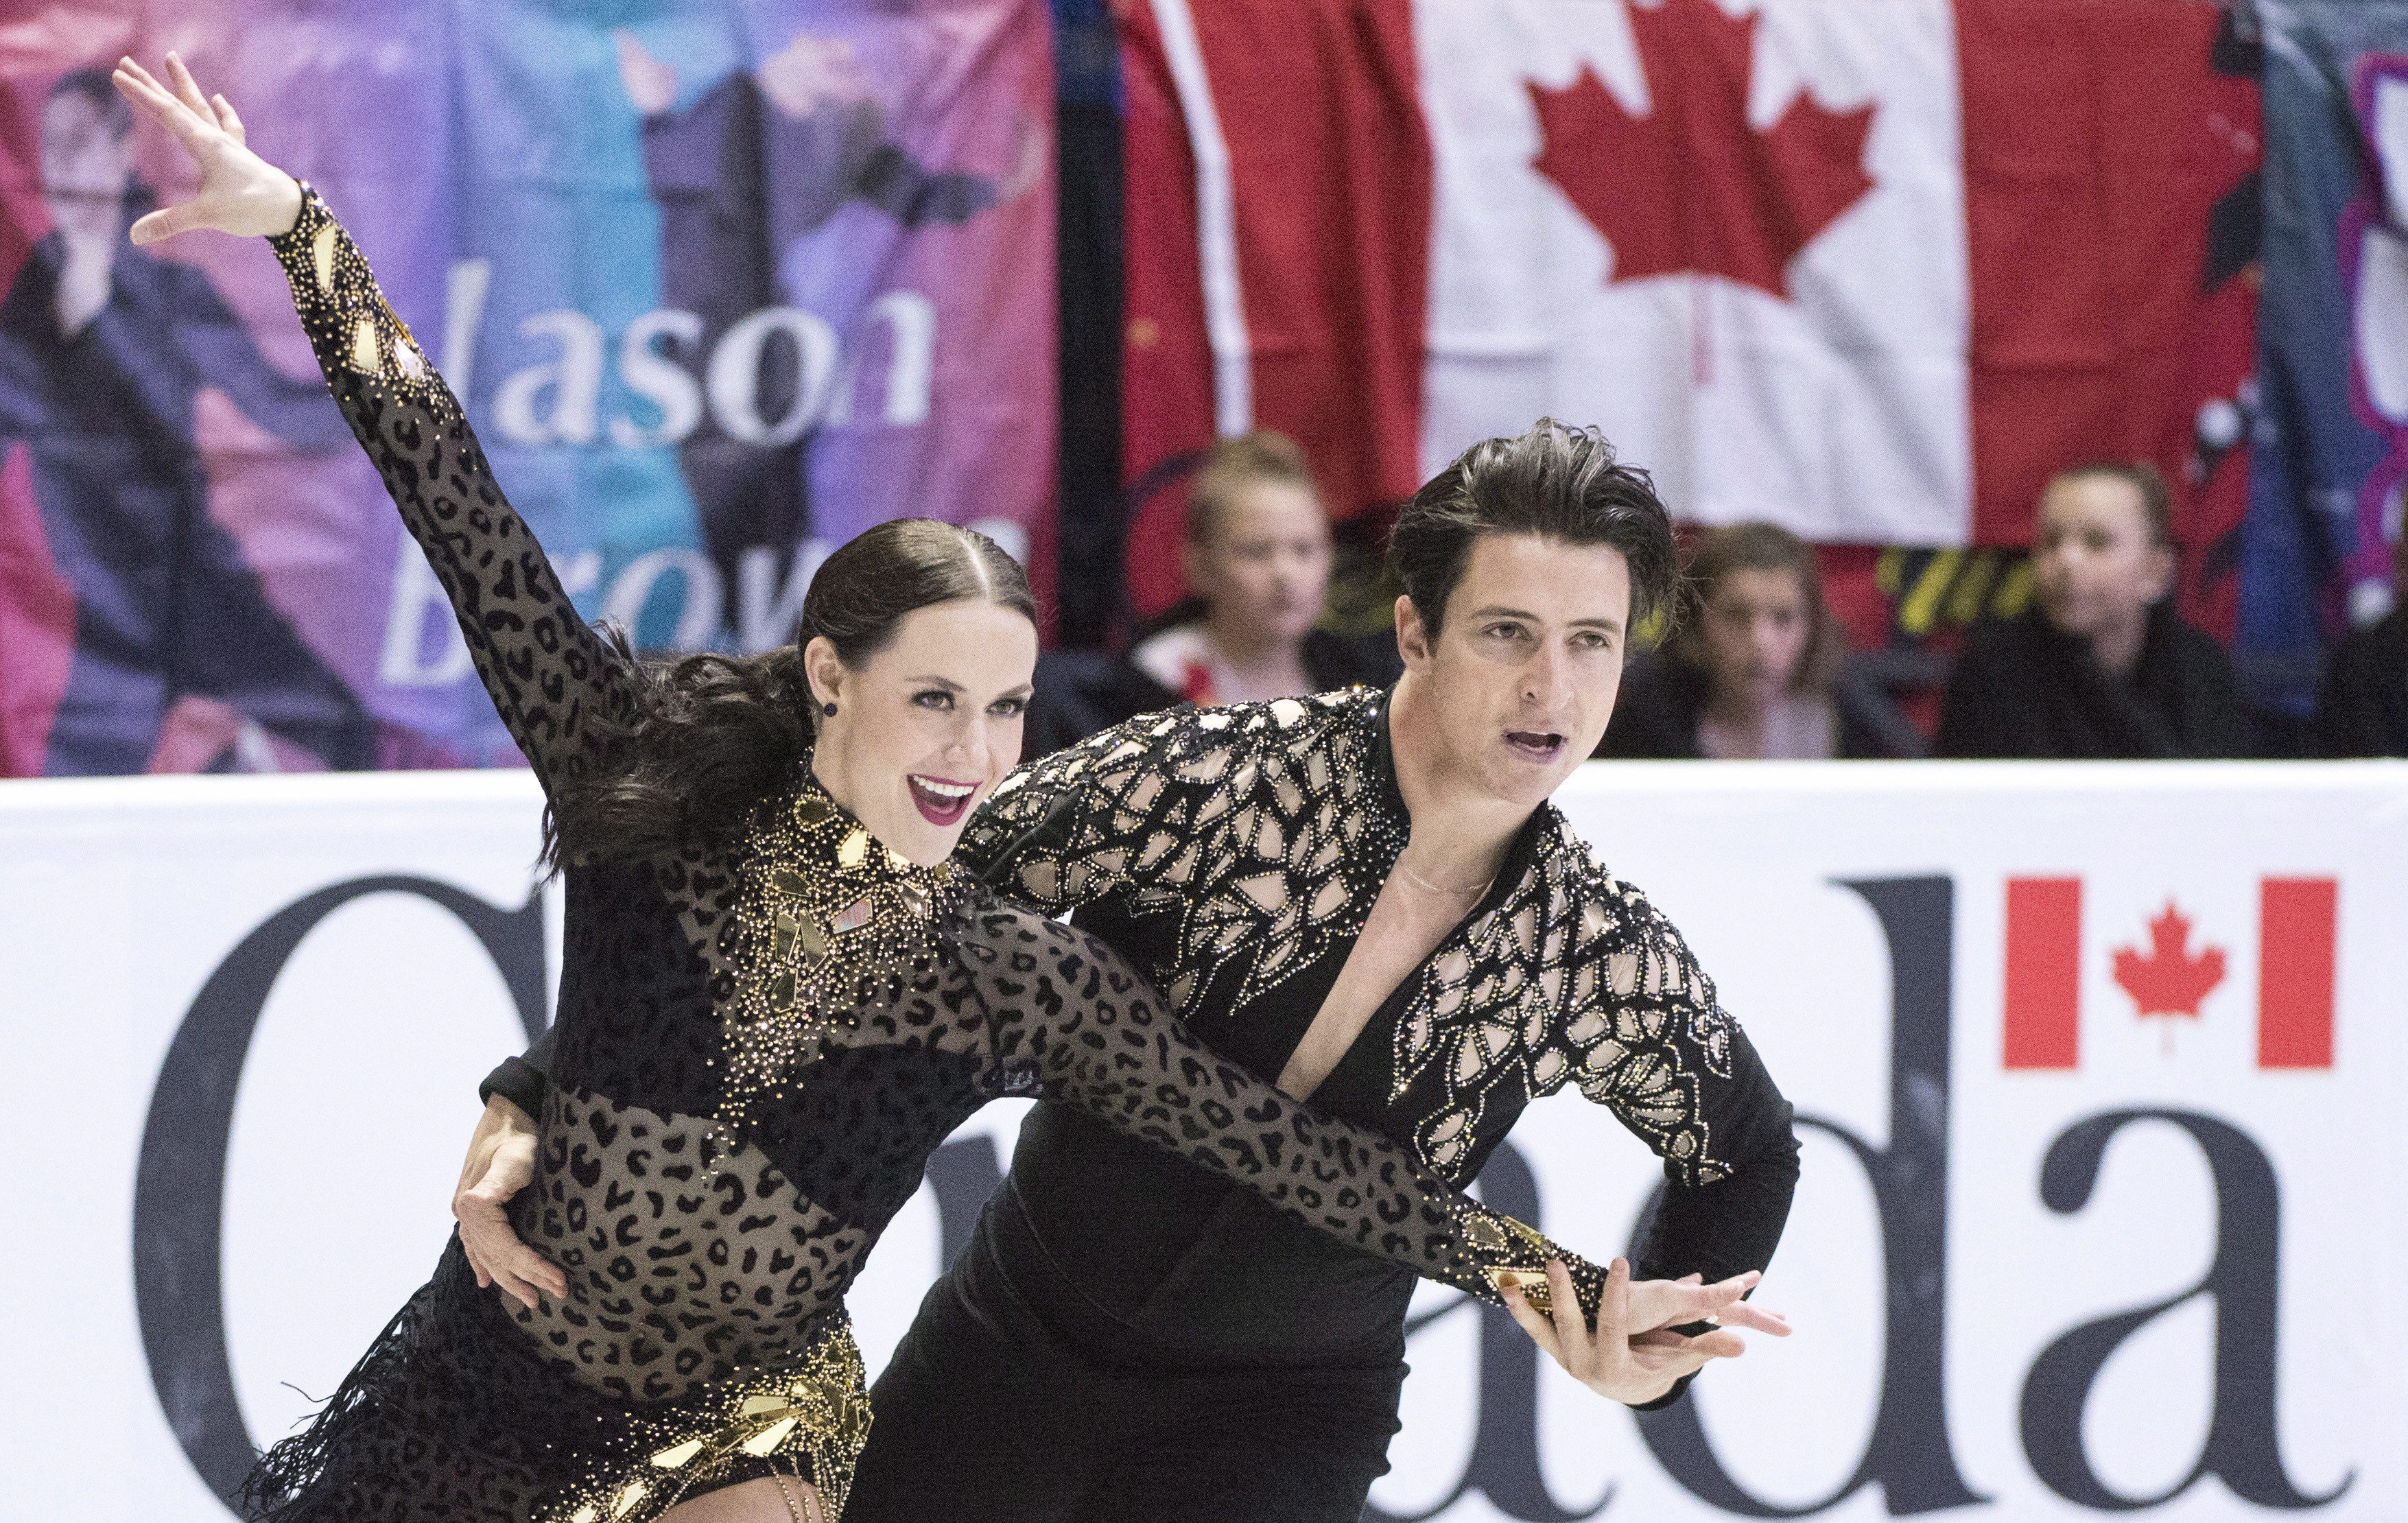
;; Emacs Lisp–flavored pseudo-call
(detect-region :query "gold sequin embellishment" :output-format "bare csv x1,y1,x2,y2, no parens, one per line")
270,187,452,421
718,775,962,1128
545,1323,872,1523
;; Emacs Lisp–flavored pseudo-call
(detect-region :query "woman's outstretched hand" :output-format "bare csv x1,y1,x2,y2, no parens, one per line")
110,54,302,245
1502,1257,1791,1407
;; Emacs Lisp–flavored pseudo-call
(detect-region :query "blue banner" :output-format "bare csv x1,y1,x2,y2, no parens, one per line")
2244,0,2408,713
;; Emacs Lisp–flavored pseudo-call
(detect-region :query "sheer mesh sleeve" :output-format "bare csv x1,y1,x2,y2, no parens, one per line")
966,901,1606,1319
265,187,635,791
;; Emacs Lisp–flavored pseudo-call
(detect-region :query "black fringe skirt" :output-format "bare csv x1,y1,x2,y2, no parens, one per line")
244,1237,869,1523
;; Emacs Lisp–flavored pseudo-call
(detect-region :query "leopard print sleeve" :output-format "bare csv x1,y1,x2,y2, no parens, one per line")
970,902,1607,1320
265,186,635,791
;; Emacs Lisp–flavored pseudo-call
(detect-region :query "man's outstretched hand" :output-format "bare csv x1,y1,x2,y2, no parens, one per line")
1502,1257,1790,1407
453,1096,566,1312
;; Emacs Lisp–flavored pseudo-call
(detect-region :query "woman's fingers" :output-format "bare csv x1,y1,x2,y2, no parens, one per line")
116,57,196,126
113,62,201,143
213,93,245,144
1626,1268,1762,1335
115,60,226,177
1598,1256,1633,1338
128,203,200,247
1636,1325,1747,1360
1718,1301,1792,1336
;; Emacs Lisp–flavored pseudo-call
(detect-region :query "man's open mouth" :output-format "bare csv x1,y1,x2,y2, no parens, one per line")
907,774,978,825
1503,730,1567,764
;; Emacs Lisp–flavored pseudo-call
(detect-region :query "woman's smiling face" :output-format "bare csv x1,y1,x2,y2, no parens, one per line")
803,598,1038,866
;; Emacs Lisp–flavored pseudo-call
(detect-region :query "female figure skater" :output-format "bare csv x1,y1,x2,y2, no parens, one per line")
109,54,1732,1523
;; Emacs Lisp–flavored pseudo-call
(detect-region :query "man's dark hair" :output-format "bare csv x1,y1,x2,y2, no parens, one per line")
49,67,134,138
1387,418,1677,634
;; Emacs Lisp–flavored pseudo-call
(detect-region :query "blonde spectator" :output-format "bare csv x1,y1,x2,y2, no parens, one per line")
1129,431,1384,704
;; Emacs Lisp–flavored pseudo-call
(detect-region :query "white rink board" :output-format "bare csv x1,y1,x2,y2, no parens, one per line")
3,762,2401,1520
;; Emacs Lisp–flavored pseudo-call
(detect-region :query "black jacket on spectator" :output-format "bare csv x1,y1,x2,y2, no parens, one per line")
1936,603,2251,759
2316,607,2408,757
1596,652,1922,759
1024,628,1400,760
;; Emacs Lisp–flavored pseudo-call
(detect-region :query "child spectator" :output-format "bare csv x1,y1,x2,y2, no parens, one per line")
1598,523,1917,759
1128,431,1383,704
1936,463,2250,758
1023,432,1388,757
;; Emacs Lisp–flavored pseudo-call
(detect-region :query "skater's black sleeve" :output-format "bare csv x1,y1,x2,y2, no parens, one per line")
1547,875,1800,1407
266,188,638,793
477,1030,556,1115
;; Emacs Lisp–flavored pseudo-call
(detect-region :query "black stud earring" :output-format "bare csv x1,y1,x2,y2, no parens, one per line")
821,703,838,718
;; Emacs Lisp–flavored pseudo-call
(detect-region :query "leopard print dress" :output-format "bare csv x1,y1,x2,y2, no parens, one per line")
241,189,1602,1523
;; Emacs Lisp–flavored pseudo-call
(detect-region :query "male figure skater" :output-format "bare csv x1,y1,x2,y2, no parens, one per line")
0,68,370,774
464,421,1800,1520
613,27,1037,597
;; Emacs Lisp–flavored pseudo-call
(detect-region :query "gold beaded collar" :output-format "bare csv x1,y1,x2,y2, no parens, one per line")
717,766,965,1124
762,766,960,927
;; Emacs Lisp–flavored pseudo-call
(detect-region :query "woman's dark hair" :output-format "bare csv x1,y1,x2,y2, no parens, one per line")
1387,418,1677,635
1666,521,1845,697
2049,461,2175,547
542,518,1034,868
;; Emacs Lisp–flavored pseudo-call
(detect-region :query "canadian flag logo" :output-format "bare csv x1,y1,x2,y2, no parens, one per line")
2003,878,2337,1070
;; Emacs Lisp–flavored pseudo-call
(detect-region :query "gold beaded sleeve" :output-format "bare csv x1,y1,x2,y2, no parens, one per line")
265,186,635,790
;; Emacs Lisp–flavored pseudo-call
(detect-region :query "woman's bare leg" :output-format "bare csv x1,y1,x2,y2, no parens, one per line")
655,1475,828,1523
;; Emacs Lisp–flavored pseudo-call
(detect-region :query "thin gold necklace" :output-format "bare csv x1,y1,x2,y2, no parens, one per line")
1396,856,1495,899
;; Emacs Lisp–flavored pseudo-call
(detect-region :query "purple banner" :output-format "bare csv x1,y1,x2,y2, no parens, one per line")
0,0,1056,775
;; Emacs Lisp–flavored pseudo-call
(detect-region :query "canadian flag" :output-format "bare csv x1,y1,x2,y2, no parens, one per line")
2003,877,2339,1072
1116,0,2258,614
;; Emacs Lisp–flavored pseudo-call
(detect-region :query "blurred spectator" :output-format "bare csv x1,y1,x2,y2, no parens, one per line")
2316,517,2407,757
1129,431,1384,703
1597,522,1920,759
1936,464,2251,758
1026,432,1390,757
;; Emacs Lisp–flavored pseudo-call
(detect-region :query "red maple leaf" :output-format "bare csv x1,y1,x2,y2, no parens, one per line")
1527,0,1878,299
2112,901,2226,1020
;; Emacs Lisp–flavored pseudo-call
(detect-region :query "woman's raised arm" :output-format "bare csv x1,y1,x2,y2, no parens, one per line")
113,54,635,792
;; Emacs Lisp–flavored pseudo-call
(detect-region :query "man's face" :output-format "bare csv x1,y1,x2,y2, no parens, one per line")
40,92,134,240
1397,532,1632,811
